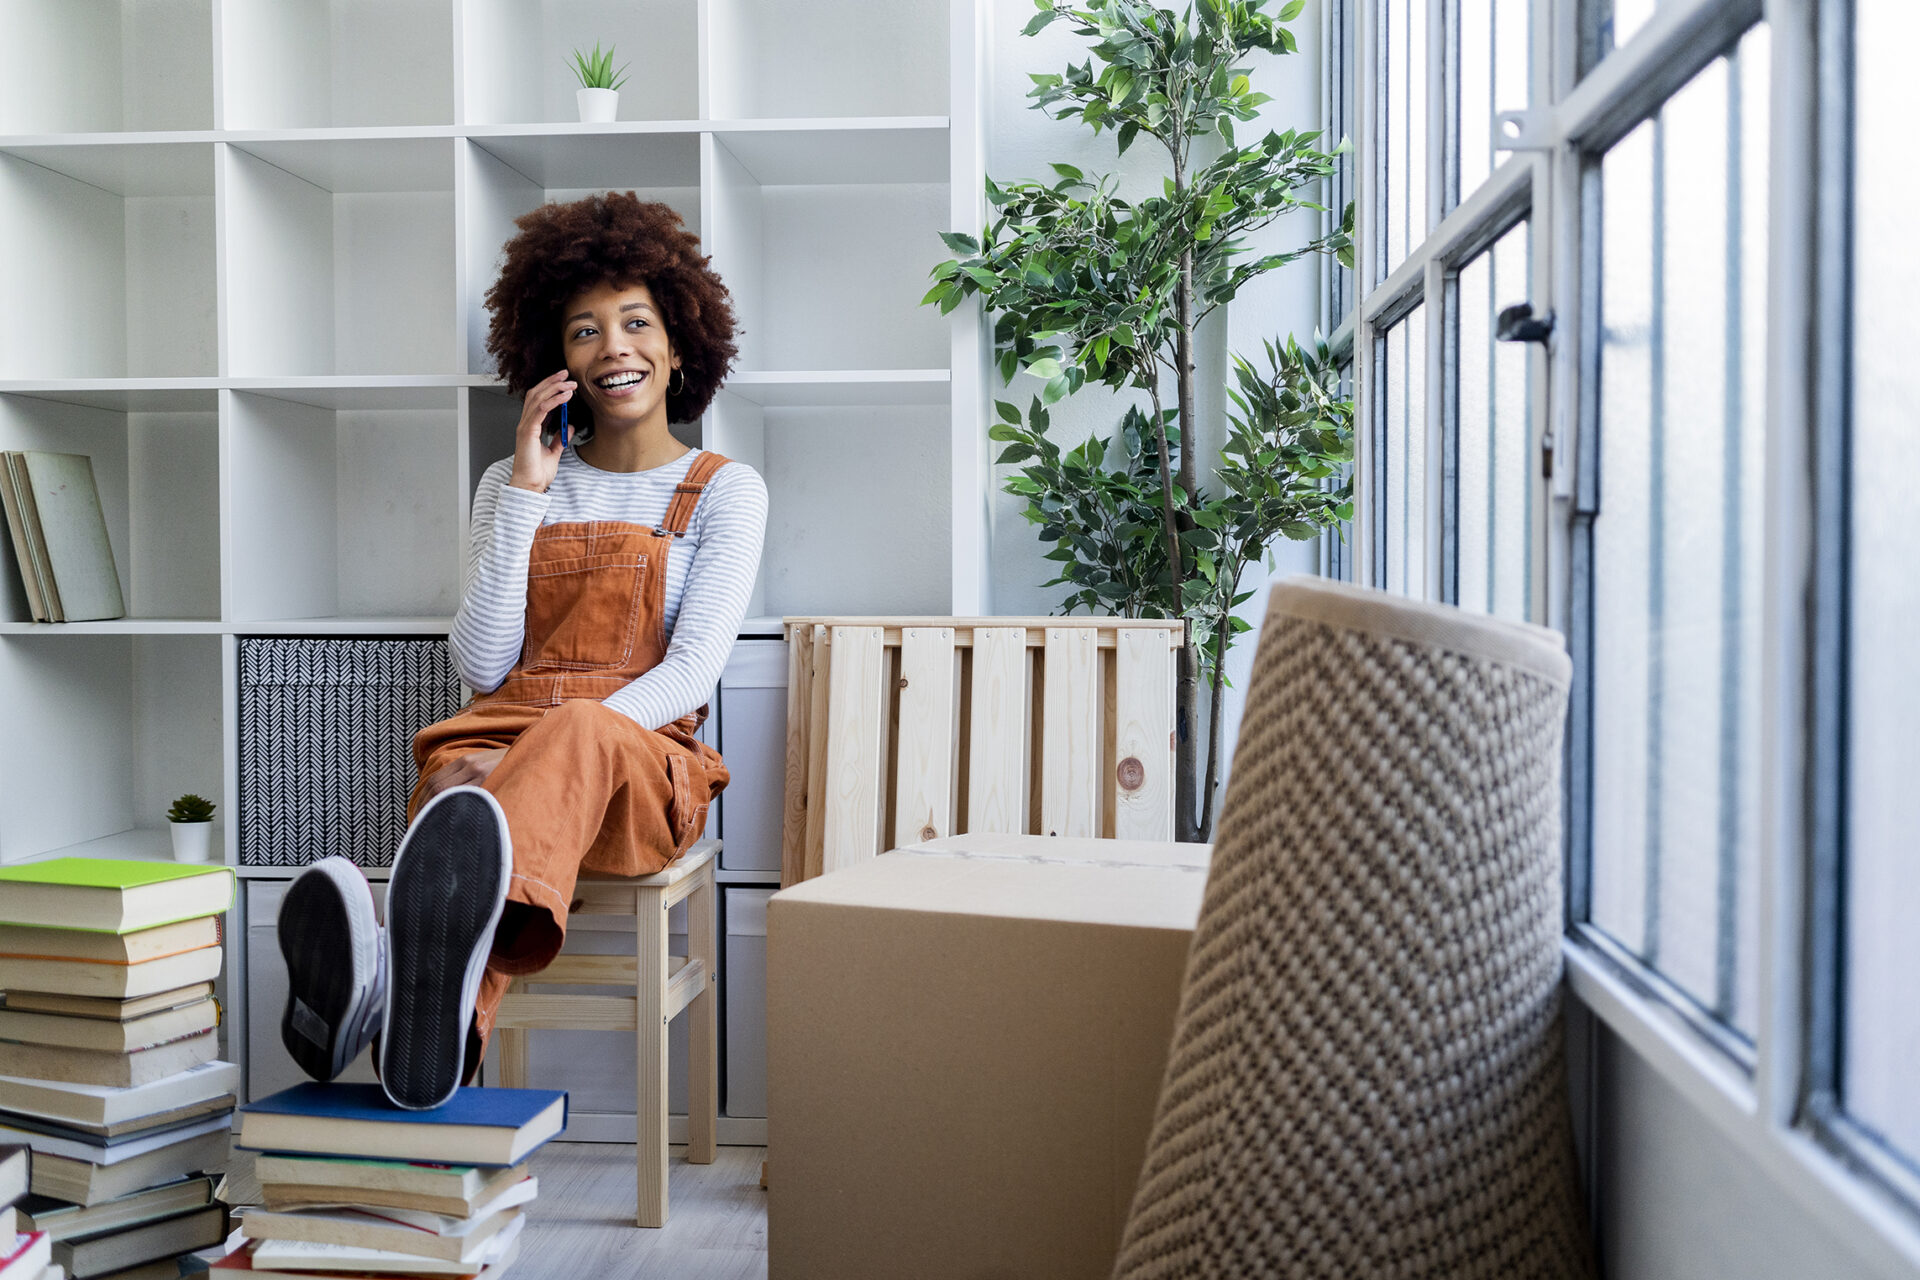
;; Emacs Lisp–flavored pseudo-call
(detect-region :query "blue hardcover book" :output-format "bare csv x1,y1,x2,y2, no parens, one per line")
237,1085,567,1168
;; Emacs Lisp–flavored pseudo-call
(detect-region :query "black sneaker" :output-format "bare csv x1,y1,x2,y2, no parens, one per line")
379,785,512,1110
279,857,386,1083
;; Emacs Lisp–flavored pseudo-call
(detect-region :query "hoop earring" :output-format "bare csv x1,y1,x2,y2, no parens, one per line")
670,368,685,395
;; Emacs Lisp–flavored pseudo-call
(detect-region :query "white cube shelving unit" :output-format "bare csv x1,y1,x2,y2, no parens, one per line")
0,0,994,1131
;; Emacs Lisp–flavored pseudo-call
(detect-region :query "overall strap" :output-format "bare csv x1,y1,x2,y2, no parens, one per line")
657,451,732,537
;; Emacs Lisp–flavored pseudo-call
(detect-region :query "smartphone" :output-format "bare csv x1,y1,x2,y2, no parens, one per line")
539,400,570,449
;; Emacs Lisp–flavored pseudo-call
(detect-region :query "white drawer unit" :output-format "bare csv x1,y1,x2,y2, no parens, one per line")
245,878,389,1102
723,887,773,1119
715,640,788,875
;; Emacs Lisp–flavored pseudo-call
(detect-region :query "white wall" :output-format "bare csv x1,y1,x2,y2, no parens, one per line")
1590,1026,1897,1279
987,0,1328,801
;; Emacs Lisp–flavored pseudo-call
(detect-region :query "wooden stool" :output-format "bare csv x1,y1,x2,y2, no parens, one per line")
494,839,720,1227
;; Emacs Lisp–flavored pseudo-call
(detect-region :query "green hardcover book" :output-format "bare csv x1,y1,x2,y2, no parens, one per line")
0,860,234,933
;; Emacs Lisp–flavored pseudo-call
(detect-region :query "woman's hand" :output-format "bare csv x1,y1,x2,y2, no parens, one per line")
421,748,508,802
508,369,576,493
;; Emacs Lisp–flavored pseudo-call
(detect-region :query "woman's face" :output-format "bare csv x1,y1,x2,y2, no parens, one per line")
560,280,680,431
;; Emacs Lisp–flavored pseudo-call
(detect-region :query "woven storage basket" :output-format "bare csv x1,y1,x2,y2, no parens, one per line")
238,638,465,868
1112,576,1595,1280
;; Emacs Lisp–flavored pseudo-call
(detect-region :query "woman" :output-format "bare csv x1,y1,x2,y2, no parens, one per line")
275,193,768,1109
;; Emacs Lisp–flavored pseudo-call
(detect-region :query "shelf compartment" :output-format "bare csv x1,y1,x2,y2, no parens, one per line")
0,1,214,135
0,392,220,625
706,121,949,186
0,143,218,379
223,139,457,377
461,136,700,376
0,633,224,862
707,135,950,375
709,390,950,619
226,388,462,623
219,0,454,129
461,0,698,126
707,0,948,121
723,370,950,408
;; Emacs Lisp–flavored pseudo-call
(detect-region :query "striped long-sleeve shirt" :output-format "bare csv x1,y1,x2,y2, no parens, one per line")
448,447,769,731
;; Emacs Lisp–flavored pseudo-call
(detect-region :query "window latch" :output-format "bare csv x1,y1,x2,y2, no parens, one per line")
1496,302,1553,344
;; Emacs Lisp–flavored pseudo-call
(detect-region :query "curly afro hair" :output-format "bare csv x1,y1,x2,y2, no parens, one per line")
484,192,739,435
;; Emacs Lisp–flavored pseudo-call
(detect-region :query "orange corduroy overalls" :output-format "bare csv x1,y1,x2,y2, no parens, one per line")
405,450,732,1051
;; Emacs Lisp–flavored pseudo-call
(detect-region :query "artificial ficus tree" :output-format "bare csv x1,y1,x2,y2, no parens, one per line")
923,0,1355,842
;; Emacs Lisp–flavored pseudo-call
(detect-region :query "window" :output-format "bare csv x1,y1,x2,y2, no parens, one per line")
1374,304,1428,596
1449,218,1532,617
1342,0,1920,1259
1819,0,1920,1200
1580,27,1769,1042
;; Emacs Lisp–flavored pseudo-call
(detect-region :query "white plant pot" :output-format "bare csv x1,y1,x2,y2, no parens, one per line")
576,88,619,123
169,821,214,863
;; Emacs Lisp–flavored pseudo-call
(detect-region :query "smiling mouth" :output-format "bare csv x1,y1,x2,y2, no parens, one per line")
595,370,649,391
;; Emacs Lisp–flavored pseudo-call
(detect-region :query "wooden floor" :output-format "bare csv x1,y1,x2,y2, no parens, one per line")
224,1143,770,1279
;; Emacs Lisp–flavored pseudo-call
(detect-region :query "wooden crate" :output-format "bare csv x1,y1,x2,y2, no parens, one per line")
779,617,1184,885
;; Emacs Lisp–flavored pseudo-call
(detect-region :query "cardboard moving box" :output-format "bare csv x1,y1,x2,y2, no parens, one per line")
767,833,1211,1280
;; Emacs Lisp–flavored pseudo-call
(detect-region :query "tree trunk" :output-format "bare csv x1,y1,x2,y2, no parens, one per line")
1195,622,1230,843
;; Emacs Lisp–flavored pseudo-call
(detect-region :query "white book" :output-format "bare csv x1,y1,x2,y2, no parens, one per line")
248,1214,523,1274
281,1176,538,1235
0,454,50,621
0,1109,233,1165
0,1060,240,1127
13,451,122,621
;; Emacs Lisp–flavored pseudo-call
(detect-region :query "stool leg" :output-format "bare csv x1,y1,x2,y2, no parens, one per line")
497,980,528,1089
635,887,670,1228
686,869,718,1166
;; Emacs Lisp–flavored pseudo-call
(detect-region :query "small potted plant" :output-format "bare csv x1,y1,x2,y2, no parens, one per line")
167,793,216,863
569,40,629,123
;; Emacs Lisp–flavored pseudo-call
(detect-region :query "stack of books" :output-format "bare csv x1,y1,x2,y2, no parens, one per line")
0,451,125,623
0,859,238,1279
224,1085,567,1279
1,1143,61,1280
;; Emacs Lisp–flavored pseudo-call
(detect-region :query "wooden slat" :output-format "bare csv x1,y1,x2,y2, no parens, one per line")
893,626,955,849
820,626,886,874
1112,625,1175,840
495,993,638,1032
802,624,832,881
780,617,1184,649
966,627,1028,834
781,625,814,888
524,955,636,986
1040,627,1100,837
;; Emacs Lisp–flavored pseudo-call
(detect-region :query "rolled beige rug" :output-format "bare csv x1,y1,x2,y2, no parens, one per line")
1112,576,1594,1280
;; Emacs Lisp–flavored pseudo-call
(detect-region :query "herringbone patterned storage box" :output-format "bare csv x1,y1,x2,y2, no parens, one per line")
238,638,465,868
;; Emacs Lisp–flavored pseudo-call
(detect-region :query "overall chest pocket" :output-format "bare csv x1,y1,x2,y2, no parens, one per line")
521,551,649,672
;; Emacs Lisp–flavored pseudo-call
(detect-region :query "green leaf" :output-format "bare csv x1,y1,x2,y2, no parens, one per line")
1026,356,1063,380
996,400,1023,424
939,230,981,255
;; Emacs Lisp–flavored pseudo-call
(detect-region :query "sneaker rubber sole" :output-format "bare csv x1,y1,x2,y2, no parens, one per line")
379,785,512,1110
279,856,381,1083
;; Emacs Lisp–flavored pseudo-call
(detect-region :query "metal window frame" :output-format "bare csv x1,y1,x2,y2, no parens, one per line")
1343,0,1920,1263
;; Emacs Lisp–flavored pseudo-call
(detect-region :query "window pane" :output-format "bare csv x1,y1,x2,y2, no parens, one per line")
1383,0,1429,275
1457,0,1530,202
1455,219,1531,619
1580,0,1662,77
1321,361,1357,583
1586,27,1768,1035
1844,0,1920,1164
1331,0,1357,323
1381,304,1427,596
